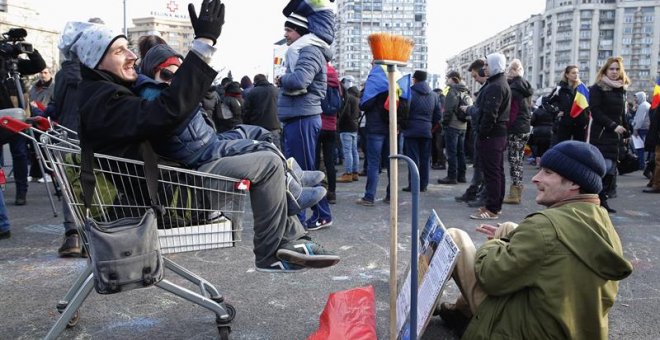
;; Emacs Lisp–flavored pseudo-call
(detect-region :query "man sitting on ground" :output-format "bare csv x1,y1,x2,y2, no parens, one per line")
437,140,633,338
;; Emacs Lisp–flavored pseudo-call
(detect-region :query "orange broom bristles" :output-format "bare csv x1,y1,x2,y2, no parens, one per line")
368,32,414,63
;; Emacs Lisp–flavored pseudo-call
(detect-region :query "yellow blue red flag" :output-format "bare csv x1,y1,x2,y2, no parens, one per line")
570,83,589,118
651,77,660,110
360,64,411,106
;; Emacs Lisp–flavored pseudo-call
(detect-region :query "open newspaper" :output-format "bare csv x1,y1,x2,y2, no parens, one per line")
396,209,460,340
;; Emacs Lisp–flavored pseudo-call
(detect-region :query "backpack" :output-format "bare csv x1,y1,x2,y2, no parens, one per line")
455,91,473,122
321,83,343,116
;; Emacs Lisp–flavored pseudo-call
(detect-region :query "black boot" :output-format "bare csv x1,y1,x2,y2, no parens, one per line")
600,175,616,214
455,185,478,202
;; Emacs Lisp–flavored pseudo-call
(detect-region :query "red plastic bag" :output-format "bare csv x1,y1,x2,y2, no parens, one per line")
307,285,377,340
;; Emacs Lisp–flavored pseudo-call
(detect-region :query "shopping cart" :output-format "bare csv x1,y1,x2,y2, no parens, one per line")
0,115,249,339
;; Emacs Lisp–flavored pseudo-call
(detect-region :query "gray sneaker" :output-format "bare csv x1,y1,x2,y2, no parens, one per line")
287,157,325,187
276,236,340,269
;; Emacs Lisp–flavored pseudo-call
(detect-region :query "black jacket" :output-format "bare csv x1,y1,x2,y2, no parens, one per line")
338,86,360,133
507,76,533,134
550,81,589,129
243,79,281,131
588,81,627,161
78,52,217,160
0,49,46,110
45,60,82,132
476,72,510,138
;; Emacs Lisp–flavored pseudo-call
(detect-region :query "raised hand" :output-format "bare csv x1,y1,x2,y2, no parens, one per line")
188,0,225,45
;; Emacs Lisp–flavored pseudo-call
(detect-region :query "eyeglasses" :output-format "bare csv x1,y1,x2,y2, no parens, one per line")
159,68,176,82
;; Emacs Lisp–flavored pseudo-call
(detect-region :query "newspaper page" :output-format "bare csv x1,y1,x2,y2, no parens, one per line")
395,210,460,340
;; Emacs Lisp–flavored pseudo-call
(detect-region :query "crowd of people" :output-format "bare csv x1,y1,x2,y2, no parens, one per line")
1,0,656,338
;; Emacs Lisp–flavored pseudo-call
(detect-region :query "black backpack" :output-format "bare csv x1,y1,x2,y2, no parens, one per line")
321,83,343,116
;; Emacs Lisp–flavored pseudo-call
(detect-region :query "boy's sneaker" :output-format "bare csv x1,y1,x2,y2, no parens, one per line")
286,157,325,187
276,236,340,268
256,258,307,273
307,219,333,231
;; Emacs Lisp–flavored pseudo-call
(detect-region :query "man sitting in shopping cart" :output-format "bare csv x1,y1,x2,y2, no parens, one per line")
65,0,340,273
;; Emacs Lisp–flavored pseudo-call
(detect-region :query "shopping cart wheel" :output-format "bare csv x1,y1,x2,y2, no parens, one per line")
217,325,231,340
66,311,80,328
216,303,236,324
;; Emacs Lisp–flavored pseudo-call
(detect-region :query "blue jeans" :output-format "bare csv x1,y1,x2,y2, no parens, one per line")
282,115,329,223
636,129,648,170
403,137,431,190
444,127,466,180
363,133,390,202
340,132,359,173
0,189,9,233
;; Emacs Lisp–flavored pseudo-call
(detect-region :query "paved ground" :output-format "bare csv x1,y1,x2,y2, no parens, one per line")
1,155,658,339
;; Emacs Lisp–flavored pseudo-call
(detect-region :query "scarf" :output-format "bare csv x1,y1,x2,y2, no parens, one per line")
284,33,329,73
599,76,626,90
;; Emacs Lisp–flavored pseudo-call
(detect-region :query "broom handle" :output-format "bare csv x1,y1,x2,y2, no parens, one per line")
387,64,399,340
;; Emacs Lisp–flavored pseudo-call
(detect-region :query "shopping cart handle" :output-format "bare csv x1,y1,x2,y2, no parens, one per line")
26,116,52,131
0,115,31,133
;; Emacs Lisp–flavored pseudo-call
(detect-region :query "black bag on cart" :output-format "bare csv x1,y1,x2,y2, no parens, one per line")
81,141,164,294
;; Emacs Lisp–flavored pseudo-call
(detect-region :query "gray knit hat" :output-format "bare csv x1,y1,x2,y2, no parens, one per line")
68,23,125,69
540,141,606,194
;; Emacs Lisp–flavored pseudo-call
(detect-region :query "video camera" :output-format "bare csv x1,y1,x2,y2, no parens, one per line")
0,28,33,58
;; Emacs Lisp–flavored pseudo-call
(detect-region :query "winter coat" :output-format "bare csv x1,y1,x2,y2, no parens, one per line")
402,81,441,139
133,75,275,169
632,92,650,131
338,86,360,133
214,82,243,132
507,76,533,134
588,81,627,161
0,49,46,110
277,44,332,121
476,72,510,138
243,79,281,131
29,78,54,107
646,108,659,151
464,195,632,340
360,91,389,135
78,52,216,160
44,60,82,132
551,81,589,130
530,104,554,141
320,64,339,131
442,82,472,131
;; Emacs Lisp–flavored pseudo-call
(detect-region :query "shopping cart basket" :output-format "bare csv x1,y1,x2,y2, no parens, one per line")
0,115,249,339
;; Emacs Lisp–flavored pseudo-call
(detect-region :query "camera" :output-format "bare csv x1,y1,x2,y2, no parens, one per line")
0,28,34,58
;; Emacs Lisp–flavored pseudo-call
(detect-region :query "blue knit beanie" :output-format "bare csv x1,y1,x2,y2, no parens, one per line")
540,141,606,194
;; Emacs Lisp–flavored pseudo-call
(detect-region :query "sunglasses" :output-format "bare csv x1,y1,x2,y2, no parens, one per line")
159,68,176,82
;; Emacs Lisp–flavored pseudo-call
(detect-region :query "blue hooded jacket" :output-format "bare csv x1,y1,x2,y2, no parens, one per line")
403,81,441,138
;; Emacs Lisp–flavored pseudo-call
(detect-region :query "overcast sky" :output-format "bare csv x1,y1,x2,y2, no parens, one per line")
26,0,545,79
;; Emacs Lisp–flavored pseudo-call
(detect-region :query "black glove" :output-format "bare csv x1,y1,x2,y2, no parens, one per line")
188,0,225,45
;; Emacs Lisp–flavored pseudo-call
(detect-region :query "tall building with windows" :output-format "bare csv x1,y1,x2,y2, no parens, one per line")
335,0,428,81
127,0,192,56
447,0,660,96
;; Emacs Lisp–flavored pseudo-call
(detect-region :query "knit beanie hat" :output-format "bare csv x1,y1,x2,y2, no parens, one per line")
69,24,125,69
138,44,183,79
540,141,607,194
285,12,309,36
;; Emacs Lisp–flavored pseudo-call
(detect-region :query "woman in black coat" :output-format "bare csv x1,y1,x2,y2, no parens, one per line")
550,65,588,143
589,56,631,213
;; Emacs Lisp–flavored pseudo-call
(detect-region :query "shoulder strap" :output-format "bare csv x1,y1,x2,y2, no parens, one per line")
81,141,160,210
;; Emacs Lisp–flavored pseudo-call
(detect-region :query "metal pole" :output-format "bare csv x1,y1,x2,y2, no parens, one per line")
123,0,128,37
387,63,399,340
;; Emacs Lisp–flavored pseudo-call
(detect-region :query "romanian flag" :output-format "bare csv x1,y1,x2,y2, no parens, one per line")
360,64,411,107
569,83,589,118
651,77,660,110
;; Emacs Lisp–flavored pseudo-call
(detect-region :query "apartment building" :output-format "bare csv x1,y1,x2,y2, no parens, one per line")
335,0,428,81
447,0,660,96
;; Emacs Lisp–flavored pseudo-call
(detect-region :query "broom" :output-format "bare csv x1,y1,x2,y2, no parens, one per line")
367,32,414,340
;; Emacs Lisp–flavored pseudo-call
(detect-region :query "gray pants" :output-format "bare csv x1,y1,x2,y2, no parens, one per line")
198,151,306,266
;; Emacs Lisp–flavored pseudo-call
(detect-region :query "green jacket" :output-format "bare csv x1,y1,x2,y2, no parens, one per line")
463,195,633,340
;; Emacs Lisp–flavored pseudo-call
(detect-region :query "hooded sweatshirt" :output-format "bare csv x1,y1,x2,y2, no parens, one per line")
464,194,633,340
633,91,650,131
